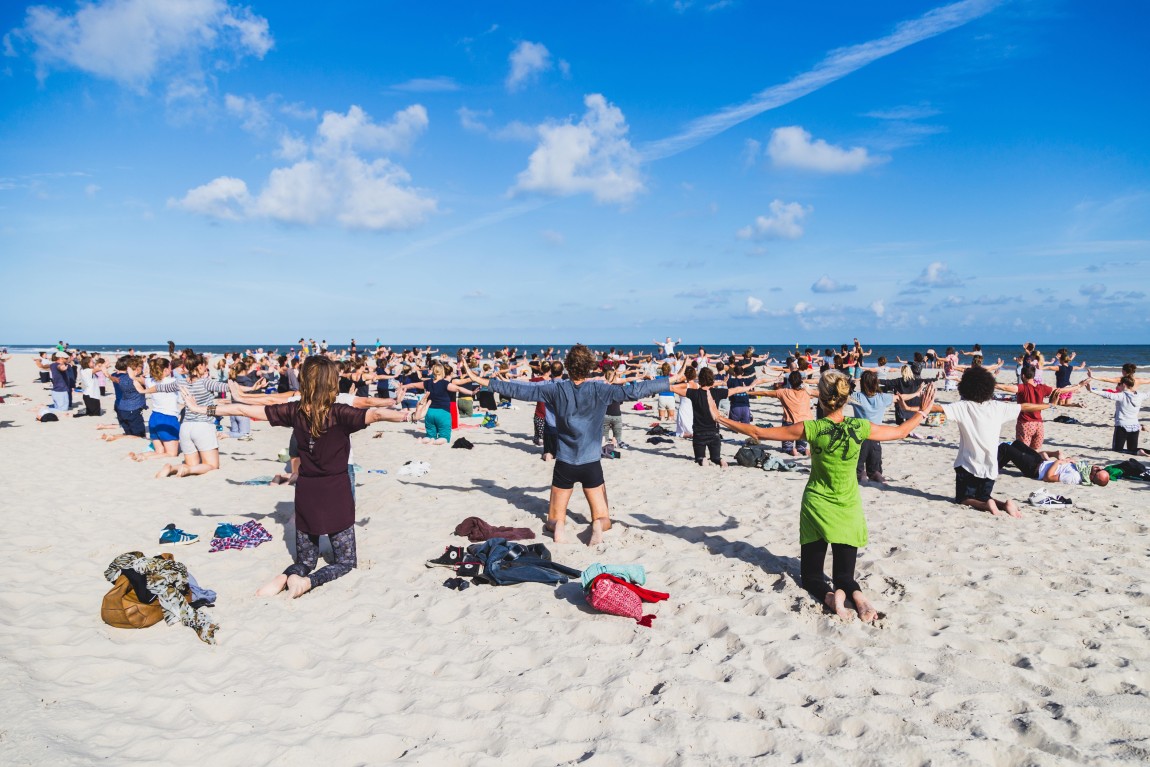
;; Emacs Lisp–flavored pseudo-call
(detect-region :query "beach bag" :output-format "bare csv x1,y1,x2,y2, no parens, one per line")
925,412,946,427
735,444,768,468
100,552,175,630
588,577,646,624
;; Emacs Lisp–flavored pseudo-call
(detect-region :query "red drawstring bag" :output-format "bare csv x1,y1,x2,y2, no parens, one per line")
586,574,668,627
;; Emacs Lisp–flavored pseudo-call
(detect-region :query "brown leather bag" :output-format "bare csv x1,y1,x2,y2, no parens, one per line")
100,552,176,630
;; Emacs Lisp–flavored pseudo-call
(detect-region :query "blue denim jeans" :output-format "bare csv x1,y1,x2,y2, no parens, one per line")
50,391,70,412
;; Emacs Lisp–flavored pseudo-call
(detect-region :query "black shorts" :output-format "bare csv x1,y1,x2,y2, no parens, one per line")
955,466,994,503
552,460,605,490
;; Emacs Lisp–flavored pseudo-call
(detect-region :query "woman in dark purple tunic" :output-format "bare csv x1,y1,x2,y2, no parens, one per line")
182,356,413,597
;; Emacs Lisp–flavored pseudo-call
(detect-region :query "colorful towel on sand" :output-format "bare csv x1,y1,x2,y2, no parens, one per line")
209,521,273,553
581,563,646,589
454,516,536,542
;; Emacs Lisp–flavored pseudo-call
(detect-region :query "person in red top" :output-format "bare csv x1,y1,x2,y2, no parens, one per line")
182,356,411,598
995,365,1061,451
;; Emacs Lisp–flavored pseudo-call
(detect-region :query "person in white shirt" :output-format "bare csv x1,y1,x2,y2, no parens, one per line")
926,367,1053,518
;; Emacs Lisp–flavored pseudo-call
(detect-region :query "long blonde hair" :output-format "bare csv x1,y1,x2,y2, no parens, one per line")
299,356,340,439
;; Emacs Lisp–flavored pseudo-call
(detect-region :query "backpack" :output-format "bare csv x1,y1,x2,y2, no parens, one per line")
481,413,498,428
734,444,768,468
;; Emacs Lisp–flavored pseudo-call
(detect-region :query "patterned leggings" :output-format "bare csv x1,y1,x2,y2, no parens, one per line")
1016,420,1044,451
284,526,357,589
533,416,545,445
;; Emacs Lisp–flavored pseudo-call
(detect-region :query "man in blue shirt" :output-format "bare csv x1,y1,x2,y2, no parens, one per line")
464,344,669,545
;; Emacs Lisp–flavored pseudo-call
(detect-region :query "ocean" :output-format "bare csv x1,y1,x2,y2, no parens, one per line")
3,342,1148,368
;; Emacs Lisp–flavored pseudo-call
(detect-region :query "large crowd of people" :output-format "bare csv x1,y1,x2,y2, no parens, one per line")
8,337,1147,623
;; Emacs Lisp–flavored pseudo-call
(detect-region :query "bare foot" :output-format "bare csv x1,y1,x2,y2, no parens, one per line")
986,498,1003,517
155,464,177,479
255,574,288,596
1005,499,1022,518
286,574,313,598
789,449,799,457
825,589,853,620
175,466,190,478
852,592,879,623
128,452,144,462
719,459,728,469
550,523,569,544
587,518,606,546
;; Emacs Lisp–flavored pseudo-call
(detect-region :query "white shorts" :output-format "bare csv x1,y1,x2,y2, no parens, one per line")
179,422,219,454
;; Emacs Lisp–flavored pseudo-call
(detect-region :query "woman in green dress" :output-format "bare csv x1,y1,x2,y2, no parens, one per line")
713,371,936,622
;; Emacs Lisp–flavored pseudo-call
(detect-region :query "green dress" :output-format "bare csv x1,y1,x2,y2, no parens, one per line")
800,417,872,548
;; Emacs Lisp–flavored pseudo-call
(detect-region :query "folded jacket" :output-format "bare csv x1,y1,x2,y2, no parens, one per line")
454,516,535,542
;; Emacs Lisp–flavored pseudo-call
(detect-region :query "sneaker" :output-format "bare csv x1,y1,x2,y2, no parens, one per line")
425,545,465,568
455,560,483,578
159,523,199,546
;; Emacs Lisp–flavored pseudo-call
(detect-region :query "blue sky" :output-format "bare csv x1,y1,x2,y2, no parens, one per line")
1,0,1147,346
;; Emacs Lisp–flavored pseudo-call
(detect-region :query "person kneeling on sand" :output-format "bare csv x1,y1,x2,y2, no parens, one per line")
712,371,937,623
181,356,410,598
925,366,1054,518
463,344,670,545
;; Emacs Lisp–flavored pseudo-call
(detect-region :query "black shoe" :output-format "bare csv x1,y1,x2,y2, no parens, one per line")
425,546,465,568
455,561,482,578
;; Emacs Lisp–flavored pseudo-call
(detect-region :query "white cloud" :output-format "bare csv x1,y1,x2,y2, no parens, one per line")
171,104,437,231
742,138,761,168
911,260,964,288
640,0,1000,160
512,94,643,204
811,275,856,293
390,76,460,93
225,93,272,134
793,301,811,314
736,199,811,240
17,0,272,91
864,104,941,120
1079,283,1106,297
506,41,551,92
871,299,885,318
457,106,491,133
541,229,565,246
767,126,878,173
746,296,764,314
316,104,427,157
174,176,250,220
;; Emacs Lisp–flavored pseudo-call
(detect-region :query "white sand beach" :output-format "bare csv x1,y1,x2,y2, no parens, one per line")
1,353,1148,766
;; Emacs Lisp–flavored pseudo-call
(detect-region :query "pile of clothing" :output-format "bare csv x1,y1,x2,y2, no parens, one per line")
209,521,273,552
102,552,218,644
426,537,580,586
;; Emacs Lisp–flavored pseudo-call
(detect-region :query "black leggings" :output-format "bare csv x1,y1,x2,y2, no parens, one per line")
284,526,357,589
692,430,722,465
800,540,860,602
83,395,101,417
857,440,882,477
1113,426,1141,454
997,439,1043,478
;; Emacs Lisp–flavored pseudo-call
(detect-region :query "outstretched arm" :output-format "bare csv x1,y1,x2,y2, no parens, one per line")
181,390,268,421
709,394,803,442
868,385,937,442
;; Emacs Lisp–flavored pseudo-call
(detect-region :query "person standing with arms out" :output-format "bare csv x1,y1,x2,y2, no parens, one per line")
463,345,670,545
181,356,412,597
712,372,937,622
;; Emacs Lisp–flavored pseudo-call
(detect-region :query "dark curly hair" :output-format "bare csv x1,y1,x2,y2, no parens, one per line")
957,366,996,403
564,344,596,380
698,367,715,387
